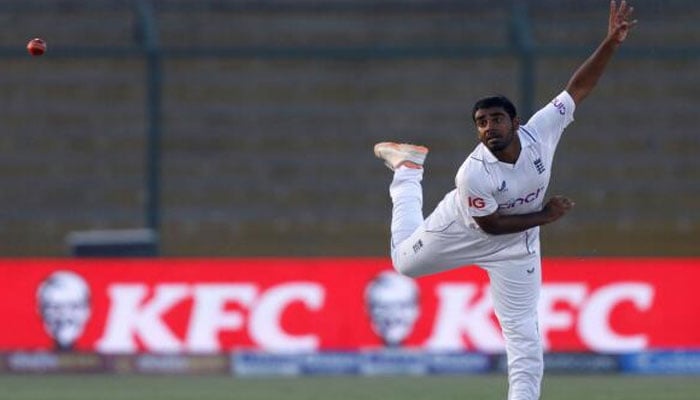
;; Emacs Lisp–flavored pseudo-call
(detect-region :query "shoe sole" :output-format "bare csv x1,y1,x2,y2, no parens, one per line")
373,142,429,169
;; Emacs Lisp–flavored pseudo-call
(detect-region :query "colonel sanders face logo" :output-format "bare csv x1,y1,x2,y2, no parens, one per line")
364,271,420,347
36,271,91,350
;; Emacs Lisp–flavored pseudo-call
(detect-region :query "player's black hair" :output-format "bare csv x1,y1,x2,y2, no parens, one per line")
471,95,518,122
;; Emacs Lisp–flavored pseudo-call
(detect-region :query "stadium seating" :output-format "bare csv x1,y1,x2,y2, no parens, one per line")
0,0,697,256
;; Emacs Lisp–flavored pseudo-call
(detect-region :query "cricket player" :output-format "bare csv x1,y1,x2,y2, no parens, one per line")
373,2,636,399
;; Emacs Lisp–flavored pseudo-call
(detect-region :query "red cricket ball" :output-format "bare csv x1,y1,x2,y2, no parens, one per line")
27,38,46,56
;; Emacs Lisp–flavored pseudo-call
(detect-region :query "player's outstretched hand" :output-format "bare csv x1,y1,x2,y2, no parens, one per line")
608,0,637,44
543,195,575,223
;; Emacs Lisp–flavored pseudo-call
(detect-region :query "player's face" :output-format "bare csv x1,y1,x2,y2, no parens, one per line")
474,107,518,153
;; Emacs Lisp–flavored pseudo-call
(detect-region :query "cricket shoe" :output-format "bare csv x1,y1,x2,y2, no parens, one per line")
373,142,429,171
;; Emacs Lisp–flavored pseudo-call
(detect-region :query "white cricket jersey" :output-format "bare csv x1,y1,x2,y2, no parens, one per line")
428,90,575,241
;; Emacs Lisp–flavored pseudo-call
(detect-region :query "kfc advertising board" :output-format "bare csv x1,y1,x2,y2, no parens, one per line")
1,258,698,353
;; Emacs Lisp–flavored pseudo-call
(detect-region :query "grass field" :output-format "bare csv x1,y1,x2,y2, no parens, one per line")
1,374,698,400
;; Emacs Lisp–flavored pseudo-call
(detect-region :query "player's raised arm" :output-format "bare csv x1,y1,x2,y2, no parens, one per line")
565,0,637,105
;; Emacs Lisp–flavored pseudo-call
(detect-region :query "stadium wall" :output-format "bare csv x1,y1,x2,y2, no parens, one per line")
0,1,698,257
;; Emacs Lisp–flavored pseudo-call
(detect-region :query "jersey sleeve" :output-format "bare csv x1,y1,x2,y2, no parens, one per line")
456,160,498,218
520,90,576,150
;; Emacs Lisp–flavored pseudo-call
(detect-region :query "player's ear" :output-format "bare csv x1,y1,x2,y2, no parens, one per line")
512,116,521,129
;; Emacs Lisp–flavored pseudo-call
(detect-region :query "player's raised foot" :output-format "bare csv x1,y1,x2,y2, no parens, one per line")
373,142,429,171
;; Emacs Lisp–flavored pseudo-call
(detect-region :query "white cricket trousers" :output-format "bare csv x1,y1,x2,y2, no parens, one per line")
388,167,543,400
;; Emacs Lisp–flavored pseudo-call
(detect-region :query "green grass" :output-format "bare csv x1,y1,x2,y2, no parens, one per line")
0,374,699,400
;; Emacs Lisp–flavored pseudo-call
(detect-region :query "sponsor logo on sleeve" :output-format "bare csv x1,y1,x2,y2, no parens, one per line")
467,197,485,209
551,98,566,115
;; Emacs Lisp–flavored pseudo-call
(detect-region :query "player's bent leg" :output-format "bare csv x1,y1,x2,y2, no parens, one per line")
391,228,433,278
389,166,425,247
391,223,474,278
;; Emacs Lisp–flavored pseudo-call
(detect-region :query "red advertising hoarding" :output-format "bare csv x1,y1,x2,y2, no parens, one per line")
1,258,698,353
